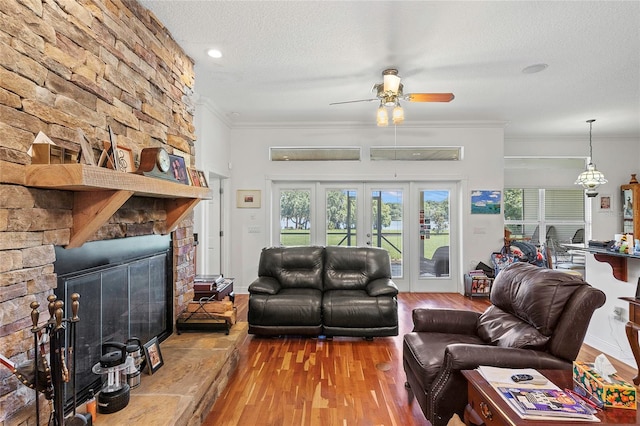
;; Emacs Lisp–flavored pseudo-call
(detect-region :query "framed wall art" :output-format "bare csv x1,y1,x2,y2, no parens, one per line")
470,190,502,214
599,194,612,212
237,189,261,208
143,337,164,375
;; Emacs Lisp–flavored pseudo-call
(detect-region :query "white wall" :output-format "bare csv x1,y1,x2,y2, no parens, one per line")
193,100,232,275
227,123,505,292
194,100,232,175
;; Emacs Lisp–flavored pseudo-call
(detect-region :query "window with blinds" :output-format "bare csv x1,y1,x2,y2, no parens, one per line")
504,188,585,246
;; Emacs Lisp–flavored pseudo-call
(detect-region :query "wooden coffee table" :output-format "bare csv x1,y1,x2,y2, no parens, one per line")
462,369,639,425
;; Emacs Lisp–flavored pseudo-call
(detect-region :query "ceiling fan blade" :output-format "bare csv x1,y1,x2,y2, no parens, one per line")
329,98,378,105
405,93,455,102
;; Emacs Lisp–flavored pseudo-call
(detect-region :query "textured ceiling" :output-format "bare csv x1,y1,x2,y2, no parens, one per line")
139,0,640,138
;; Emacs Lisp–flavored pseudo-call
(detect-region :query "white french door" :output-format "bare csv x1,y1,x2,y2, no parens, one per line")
411,182,458,292
363,183,408,289
273,181,459,292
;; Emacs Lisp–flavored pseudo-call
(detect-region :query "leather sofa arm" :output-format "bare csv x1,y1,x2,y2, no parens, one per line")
366,278,399,297
443,343,572,371
248,276,281,295
412,308,480,335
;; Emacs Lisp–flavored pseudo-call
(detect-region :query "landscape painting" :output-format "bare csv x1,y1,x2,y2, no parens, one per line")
471,190,501,214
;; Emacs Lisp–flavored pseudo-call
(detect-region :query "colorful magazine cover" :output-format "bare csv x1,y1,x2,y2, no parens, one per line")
497,387,594,419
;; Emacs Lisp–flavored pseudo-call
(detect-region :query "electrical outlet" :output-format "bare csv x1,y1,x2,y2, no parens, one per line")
613,306,626,322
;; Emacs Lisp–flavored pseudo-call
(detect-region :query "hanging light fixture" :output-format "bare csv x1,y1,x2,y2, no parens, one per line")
575,119,607,197
376,102,388,127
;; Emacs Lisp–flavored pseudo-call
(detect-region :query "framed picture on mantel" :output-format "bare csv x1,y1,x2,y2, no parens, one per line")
169,154,189,185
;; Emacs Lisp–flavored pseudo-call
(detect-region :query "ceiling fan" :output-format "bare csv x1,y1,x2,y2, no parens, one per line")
330,68,454,126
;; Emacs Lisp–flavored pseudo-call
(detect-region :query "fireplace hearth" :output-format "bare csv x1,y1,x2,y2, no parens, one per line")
54,235,173,411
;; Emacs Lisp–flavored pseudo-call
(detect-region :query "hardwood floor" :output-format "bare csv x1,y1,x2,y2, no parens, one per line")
202,293,637,426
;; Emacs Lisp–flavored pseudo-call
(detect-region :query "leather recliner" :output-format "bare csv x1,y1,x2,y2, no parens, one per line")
248,245,399,338
402,262,606,426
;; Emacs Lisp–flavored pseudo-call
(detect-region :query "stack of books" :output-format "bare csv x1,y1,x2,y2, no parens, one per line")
478,366,599,422
194,274,224,293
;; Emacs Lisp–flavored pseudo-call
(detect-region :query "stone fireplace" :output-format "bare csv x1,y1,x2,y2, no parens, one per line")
54,234,173,409
0,1,202,423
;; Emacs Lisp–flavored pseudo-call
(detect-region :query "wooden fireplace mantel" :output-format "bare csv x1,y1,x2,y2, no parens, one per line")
26,164,212,248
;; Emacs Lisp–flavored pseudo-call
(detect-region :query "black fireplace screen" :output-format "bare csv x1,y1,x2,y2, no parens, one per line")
54,235,172,411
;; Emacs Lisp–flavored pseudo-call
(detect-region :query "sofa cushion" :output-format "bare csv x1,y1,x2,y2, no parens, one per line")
257,246,324,290
489,262,588,336
248,288,323,326
322,289,397,328
324,246,392,291
477,305,550,349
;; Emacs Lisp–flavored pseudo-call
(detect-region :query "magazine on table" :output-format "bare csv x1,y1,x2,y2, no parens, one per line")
497,386,597,420
477,366,600,422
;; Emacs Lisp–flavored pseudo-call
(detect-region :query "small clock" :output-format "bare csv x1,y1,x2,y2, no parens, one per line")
136,147,177,181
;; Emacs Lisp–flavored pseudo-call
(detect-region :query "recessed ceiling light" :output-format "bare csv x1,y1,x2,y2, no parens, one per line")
522,63,548,74
207,49,222,59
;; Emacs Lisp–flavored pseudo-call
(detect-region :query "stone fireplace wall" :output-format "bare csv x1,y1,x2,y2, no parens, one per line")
0,0,198,423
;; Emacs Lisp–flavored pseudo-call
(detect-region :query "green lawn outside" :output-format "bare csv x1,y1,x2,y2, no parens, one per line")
280,230,449,260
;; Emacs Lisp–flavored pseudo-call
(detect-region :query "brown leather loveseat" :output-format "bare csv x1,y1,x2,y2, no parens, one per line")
248,245,399,338
402,262,606,426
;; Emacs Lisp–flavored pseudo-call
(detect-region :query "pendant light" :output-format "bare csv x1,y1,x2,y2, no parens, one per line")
575,119,607,197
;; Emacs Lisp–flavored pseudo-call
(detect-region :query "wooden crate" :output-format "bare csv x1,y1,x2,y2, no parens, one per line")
32,144,78,164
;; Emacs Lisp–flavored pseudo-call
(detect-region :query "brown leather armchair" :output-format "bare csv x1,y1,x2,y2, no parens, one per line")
402,262,606,426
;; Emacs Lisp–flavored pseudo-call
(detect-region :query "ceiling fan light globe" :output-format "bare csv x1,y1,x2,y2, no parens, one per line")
383,74,401,95
376,106,388,126
392,105,404,124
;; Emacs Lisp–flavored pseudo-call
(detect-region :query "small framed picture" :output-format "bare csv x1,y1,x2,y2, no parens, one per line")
143,337,164,375
115,146,135,172
188,168,201,186
169,154,189,185
197,170,208,188
237,189,261,208
599,194,612,212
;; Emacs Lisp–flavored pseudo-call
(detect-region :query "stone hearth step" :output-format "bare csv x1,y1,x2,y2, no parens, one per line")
90,322,248,426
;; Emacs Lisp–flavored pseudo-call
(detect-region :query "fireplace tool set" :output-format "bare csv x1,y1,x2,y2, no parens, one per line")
0,293,92,425
0,292,148,423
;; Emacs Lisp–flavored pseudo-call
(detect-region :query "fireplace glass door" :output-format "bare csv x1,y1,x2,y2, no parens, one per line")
56,249,170,411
